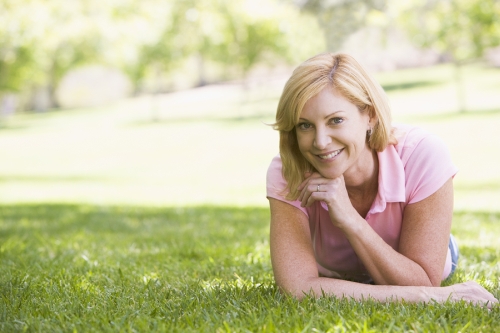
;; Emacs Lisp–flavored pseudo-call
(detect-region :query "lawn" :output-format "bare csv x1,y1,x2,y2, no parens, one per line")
0,61,499,331
1,205,499,332
0,62,499,210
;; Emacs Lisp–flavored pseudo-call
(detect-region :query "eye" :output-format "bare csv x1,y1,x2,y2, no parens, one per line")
330,117,344,125
296,122,312,130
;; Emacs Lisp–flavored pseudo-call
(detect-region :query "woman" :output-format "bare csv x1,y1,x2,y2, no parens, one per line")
267,53,498,306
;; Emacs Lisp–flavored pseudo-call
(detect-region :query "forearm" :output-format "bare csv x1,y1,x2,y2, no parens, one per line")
278,275,497,308
284,277,497,308
342,216,434,286
286,276,437,303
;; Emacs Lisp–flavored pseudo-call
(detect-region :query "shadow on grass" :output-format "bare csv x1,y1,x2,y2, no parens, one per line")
0,203,274,297
381,80,440,92
402,107,500,122
1,204,499,252
2,204,499,266
0,203,270,240
1,203,499,236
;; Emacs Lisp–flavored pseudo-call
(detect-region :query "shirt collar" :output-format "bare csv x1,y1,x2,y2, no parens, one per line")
369,145,406,215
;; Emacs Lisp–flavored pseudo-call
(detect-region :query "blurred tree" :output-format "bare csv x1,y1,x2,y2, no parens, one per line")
0,0,325,115
45,38,102,108
399,0,500,112
1,0,105,109
218,0,289,79
181,0,297,85
0,42,35,94
42,0,108,108
115,0,187,94
0,0,39,104
291,0,387,51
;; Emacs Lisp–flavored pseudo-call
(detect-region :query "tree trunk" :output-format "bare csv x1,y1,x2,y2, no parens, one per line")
197,53,207,87
47,61,60,109
453,61,466,113
150,66,162,122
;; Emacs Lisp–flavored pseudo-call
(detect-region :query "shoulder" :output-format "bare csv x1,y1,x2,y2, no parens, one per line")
266,155,309,216
392,125,451,164
391,125,458,204
266,155,285,188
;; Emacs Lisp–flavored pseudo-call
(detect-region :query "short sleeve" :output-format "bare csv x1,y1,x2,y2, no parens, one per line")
401,132,458,204
266,155,308,215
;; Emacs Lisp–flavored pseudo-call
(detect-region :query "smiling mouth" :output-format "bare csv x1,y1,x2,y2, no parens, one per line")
317,148,344,159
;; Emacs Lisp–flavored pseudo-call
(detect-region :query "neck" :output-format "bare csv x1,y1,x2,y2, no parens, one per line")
344,148,379,200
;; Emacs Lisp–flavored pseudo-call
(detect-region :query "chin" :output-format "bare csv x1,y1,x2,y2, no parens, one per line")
316,168,343,180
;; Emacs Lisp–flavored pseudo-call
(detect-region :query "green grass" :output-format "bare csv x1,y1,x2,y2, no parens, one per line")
1,204,499,332
0,205,500,332
0,61,499,331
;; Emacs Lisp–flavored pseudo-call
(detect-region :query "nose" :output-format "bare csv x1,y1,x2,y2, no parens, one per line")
313,127,331,150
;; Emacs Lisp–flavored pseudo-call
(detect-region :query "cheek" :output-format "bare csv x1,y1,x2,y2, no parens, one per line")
295,133,309,152
353,129,369,150
340,131,365,153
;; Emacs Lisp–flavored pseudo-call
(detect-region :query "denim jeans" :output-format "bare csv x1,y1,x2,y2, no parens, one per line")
449,234,459,275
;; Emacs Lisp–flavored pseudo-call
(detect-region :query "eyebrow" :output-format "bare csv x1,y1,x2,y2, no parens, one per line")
298,110,344,122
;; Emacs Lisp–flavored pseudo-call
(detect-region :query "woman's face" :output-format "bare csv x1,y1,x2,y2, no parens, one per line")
296,87,375,180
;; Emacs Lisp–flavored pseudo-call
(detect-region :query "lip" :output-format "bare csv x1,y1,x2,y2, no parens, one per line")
315,148,344,161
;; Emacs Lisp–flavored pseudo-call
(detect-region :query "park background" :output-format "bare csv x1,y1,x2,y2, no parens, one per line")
1,0,500,332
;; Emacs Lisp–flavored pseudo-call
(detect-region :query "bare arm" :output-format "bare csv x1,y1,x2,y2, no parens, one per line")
297,172,452,287
269,197,498,306
343,178,454,286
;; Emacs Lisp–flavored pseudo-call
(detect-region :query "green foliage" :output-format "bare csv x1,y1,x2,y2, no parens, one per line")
214,0,291,75
0,0,325,102
177,0,323,81
0,0,38,93
120,1,186,92
0,0,110,106
0,45,34,93
294,0,387,51
399,0,500,62
0,204,499,332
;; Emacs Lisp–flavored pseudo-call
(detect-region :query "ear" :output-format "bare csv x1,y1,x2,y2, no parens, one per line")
367,106,378,128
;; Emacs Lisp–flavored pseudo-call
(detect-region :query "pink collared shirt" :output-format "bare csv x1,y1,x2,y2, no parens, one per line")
266,125,458,282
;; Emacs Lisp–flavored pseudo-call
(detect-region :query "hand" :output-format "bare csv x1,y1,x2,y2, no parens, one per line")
297,172,358,228
440,281,498,308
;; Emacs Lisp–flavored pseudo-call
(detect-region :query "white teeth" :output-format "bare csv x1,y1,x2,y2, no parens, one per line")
318,149,342,159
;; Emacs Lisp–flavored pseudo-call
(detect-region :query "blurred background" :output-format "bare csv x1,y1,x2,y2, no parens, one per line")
0,0,499,210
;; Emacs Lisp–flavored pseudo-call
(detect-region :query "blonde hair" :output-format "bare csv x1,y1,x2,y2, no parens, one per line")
272,53,396,200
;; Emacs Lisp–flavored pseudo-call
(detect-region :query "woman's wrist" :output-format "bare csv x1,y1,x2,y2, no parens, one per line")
419,285,438,303
331,211,366,236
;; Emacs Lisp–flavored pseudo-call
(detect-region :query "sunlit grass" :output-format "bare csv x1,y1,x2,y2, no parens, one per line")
0,79,284,207
0,62,499,210
1,204,499,332
378,62,500,115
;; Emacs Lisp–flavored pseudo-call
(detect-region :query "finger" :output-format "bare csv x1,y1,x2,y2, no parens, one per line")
299,184,313,206
297,172,322,191
301,183,326,207
299,182,316,206
297,177,311,202
303,191,328,207
297,174,323,202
